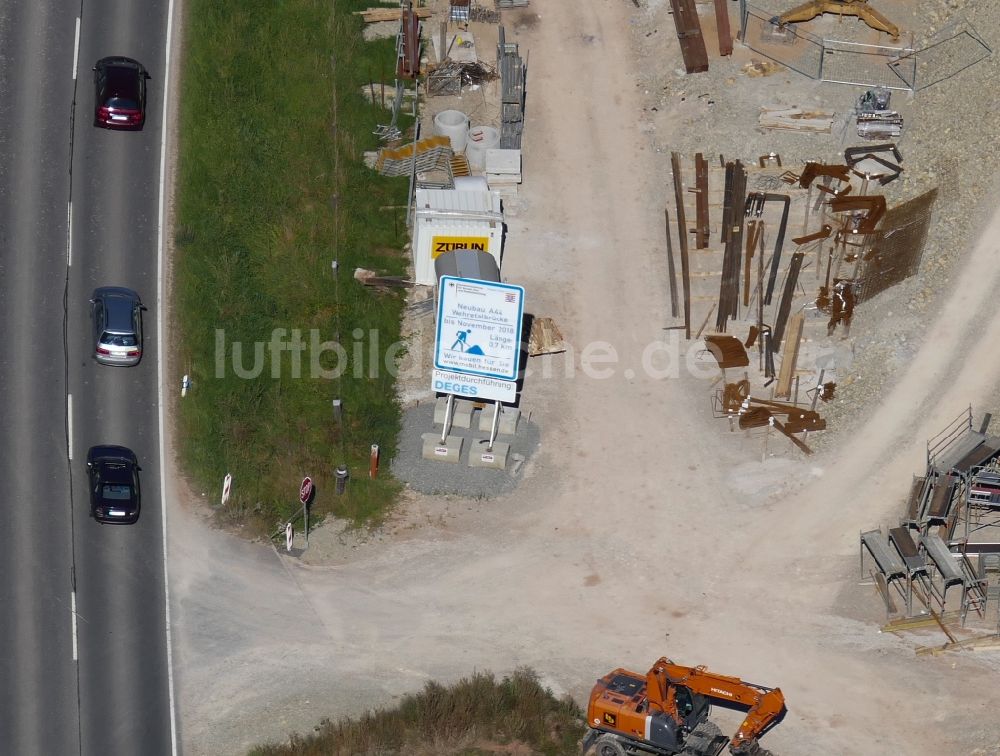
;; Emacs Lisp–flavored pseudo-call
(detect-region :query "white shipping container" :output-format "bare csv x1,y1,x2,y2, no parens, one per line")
412,189,505,286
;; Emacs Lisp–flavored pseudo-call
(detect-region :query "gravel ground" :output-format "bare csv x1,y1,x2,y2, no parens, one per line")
626,0,1000,453
172,4,1000,753
391,399,541,496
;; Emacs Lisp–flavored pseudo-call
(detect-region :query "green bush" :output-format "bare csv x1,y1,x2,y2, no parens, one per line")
248,669,586,755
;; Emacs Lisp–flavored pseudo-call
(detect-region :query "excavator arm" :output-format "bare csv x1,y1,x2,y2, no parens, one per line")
774,0,899,40
646,658,786,755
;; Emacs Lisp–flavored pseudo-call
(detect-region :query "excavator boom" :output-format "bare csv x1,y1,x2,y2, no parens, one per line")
775,0,899,40
646,658,786,754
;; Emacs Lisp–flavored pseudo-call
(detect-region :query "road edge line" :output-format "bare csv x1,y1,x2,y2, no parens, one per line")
157,0,180,752
67,393,73,460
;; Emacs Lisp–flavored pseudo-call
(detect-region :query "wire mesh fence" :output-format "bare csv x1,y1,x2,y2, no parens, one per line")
740,3,824,80
820,39,915,91
894,22,992,90
738,3,992,92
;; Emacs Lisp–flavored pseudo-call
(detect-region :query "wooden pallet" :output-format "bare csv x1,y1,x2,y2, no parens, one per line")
528,317,565,356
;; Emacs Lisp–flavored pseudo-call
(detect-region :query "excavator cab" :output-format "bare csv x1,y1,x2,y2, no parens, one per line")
675,686,711,731
586,670,716,755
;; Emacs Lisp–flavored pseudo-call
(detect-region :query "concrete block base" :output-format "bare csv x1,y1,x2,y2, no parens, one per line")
477,406,521,435
467,441,510,469
434,397,474,429
421,433,464,463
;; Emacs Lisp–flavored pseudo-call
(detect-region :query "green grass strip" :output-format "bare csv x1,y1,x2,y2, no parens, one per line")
175,0,412,533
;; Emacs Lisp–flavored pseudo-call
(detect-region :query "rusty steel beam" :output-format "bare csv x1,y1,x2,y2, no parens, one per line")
772,417,814,455
772,251,805,348
792,224,832,246
398,4,422,79
713,0,733,56
671,152,692,339
664,208,679,318
743,220,763,307
829,195,887,234
695,153,710,249
721,161,734,244
760,193,791,306
798,162,853,194
668,0,709,74
717,161,746,332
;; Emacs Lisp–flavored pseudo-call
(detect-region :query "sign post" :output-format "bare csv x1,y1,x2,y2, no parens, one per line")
425,277,525,468
221,473,232,506
299,476,313,546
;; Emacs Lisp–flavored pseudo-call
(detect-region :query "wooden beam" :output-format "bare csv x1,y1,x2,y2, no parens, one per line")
775,312,804,399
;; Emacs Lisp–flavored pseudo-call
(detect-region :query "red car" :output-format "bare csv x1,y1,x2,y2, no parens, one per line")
93,57,148,129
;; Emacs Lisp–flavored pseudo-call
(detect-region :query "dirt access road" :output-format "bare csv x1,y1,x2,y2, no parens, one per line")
169,1,1000,754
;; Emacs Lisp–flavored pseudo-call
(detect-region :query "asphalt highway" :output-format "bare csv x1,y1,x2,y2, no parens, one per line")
0,1,175,753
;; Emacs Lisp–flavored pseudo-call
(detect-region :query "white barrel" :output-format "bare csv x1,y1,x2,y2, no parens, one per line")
433,109,470,153
465,125,500,170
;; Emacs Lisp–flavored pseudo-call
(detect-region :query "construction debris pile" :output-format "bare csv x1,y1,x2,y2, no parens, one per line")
426,59,499,96
668,140,934,456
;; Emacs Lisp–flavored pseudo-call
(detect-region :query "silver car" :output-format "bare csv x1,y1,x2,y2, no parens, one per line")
91,287,144,366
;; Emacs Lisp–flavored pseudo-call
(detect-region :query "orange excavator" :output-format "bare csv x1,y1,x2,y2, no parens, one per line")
583,657,786,756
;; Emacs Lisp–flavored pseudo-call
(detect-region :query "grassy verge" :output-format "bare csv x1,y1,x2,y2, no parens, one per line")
248,669,586,755
175,0,412,534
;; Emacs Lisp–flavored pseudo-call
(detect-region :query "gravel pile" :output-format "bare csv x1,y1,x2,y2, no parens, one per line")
629,0,1000,446
391,400,541,497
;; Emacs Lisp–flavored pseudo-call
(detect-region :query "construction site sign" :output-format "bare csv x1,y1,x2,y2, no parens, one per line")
434,276,524,382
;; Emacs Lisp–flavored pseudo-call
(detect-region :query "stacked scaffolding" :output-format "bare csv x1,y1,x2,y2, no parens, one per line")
861,408,998,632
497,26,526,149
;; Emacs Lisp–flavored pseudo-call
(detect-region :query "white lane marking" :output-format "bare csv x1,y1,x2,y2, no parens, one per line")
71,591,78,661
66,200,72,267
67,394,73,460
158,0,180,751
72,18,81,81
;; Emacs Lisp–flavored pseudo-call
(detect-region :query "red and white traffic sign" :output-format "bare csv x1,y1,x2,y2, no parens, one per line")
221,473,233,505
299,476,313,505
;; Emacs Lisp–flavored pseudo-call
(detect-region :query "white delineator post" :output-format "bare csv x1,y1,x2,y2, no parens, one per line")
221,473,232,505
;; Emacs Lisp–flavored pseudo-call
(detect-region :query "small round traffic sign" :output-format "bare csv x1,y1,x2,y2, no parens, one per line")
299,476,313,505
